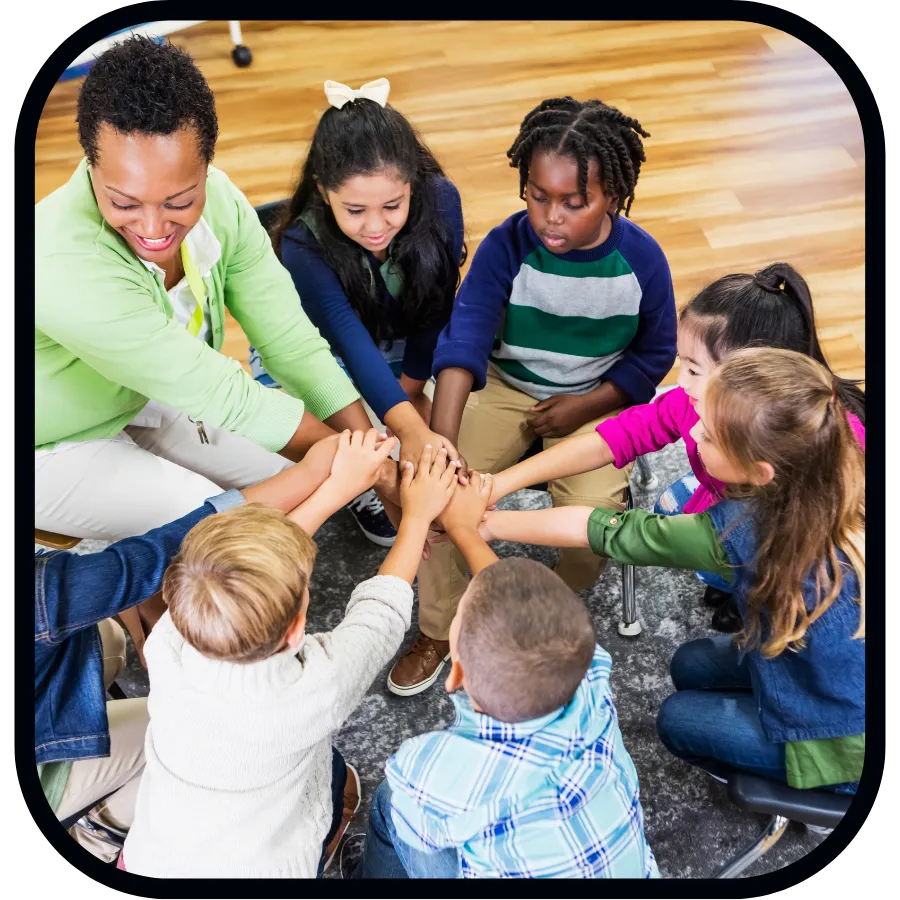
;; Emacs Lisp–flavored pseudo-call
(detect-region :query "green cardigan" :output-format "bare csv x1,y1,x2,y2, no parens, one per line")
35,160,359,452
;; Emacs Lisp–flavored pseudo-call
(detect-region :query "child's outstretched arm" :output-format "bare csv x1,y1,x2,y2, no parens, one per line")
490,431,615,504
483,506,733,581
484,507,595,549
440,470,498,574
380,445,458,584
287,429,397,534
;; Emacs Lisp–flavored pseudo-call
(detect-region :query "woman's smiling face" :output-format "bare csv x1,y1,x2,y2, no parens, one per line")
90,123,207,266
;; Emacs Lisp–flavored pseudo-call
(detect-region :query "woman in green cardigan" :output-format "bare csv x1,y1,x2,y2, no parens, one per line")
35,36,386,546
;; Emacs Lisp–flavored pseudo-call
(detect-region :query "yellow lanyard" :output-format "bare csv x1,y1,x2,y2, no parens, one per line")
180,240,210,444
180,240,206,337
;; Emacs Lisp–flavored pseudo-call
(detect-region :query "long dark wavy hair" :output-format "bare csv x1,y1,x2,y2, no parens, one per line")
271,99,465,343
681,262,866,426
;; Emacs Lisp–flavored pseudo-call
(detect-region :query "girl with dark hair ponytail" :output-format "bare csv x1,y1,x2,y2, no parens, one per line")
487,261,865,632
252,79,467,546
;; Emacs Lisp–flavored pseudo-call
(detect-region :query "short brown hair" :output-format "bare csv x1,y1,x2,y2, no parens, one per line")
163,504,317,663
457,558,596,723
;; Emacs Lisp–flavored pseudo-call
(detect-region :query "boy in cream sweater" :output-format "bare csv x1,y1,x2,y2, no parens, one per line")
121,433,459,878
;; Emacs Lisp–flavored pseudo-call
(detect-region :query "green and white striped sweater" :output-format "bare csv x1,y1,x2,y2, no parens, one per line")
490,246,641,400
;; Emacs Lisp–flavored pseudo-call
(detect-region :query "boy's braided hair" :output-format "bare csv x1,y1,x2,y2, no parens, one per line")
507,97,650,218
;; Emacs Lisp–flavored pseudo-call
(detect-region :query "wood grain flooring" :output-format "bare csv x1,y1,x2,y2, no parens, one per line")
34,19,866,384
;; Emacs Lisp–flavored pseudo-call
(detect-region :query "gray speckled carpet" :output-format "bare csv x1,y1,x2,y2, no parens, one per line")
73,438,825,879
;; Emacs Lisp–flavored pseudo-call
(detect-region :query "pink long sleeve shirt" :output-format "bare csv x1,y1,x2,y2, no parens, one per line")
596,386,866,515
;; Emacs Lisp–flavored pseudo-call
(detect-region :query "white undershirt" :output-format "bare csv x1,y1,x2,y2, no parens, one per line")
129,217,222,429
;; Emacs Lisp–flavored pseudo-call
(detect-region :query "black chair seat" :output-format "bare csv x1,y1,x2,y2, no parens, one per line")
726,772,851,830
254,199,288,232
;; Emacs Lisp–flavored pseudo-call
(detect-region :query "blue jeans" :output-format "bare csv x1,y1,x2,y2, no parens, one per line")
354,780,460,879
656,636,857,794
654,473,732,593
249,342,407,389
316,747,349,878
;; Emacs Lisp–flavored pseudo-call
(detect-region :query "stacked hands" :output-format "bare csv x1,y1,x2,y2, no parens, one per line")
293,428,496,561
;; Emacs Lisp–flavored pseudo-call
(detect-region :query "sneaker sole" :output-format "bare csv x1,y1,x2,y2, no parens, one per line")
386,655,450,697
323,764,362,873
356,529,397,548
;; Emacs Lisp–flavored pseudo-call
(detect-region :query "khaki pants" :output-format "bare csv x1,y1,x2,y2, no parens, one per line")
417,365,631,640
35,403,291,542
55,619,149,862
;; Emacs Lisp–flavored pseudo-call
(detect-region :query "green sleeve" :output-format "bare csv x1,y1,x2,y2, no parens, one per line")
35,254,308,453
587,508,733,582
37,762,72,814
221,178,360,422
785,735,864,790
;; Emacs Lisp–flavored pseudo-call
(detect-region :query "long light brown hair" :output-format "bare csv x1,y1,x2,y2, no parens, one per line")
704,348,865,658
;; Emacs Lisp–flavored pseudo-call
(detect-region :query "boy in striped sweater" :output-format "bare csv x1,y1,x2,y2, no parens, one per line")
387,97,677,697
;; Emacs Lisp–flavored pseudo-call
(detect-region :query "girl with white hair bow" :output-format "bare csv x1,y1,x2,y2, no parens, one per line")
254,79,467,547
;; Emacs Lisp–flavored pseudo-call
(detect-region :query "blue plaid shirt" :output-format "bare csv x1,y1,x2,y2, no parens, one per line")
385,646,659,878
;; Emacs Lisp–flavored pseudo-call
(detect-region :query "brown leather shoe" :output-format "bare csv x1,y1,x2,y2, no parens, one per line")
322,763,361,873
387,632,451,697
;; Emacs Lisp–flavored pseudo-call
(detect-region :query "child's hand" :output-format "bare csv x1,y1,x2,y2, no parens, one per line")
429,509,496,548
400,445,457,525
329,429,398,501
438,469,493,533
527,394,593,438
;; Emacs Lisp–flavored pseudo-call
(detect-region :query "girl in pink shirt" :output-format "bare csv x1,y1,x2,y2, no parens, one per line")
490,262,865,630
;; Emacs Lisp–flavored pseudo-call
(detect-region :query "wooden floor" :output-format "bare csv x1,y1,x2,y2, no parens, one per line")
34,20,866,384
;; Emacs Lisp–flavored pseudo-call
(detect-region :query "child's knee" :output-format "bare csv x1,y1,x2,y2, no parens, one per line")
371,780,394,825
655,693,686,754
668,642,694,690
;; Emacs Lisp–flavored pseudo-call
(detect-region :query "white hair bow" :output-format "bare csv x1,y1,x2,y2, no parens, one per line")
323,78,391,110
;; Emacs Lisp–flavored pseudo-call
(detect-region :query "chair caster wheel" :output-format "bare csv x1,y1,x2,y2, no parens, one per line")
232,45,252,67
618,620,642,637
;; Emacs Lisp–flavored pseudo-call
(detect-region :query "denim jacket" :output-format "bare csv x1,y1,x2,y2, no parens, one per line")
707,499,865,744
34,490,244,766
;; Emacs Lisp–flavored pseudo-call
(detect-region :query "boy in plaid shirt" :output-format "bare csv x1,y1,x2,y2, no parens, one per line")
350,474,658,879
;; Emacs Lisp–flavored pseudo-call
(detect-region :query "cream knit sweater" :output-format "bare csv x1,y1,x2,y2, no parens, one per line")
122,574,413,878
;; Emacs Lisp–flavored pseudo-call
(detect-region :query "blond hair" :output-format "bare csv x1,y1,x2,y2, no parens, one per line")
705,348,865,658
163,504,317,663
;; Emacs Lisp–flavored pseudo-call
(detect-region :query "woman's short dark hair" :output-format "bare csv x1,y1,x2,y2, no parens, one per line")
76,34,218,165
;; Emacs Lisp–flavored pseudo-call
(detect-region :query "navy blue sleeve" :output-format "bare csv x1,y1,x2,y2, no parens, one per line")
431,217,520,391
34,502,218,646
281,226,409,420
603,230,677,404
403,323,443,381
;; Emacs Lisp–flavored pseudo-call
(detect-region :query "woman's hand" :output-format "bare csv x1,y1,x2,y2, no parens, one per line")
400,445,458,526
296,433,341,489
438,470,493,534
328,429,398,502
399,426,466,482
